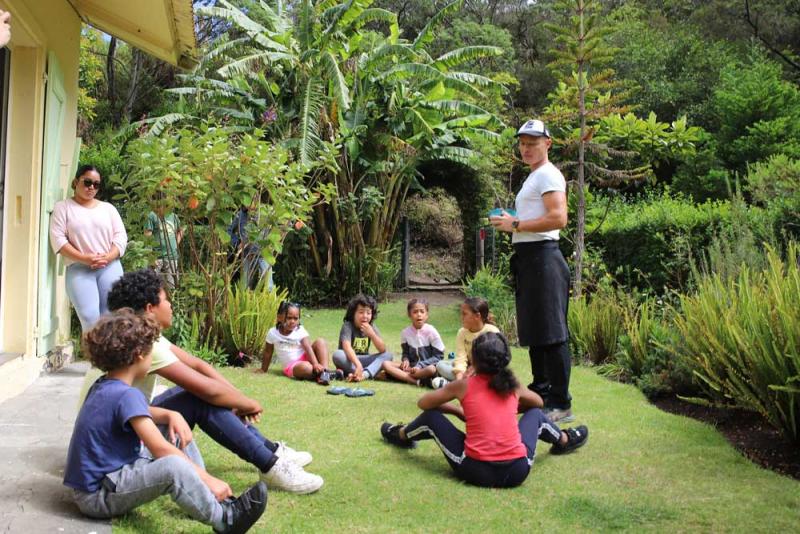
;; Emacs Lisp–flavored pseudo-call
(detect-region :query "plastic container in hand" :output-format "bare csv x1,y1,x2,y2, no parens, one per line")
488,207,516,218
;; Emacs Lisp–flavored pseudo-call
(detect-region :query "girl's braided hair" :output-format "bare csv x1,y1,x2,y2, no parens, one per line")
471,331,518,395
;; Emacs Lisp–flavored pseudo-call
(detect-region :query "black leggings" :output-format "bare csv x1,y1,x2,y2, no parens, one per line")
403,408,562,488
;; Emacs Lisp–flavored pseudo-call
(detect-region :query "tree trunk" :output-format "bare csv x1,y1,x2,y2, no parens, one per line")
106,37,117,124
122,49,145,123
573,1,587,299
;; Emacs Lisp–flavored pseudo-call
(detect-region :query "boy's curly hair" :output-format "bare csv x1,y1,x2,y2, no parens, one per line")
107,269,164,312
84,309,161,372
343,294,378,323
472,332,519,395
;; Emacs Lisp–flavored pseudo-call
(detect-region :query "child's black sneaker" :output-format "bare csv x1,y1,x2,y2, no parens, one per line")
316,370,332,385
380,422,416,449
331,369,345,381
215,481,268,534
550,425,589,455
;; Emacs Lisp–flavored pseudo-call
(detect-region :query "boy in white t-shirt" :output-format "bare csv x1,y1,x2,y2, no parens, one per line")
261,302,342,385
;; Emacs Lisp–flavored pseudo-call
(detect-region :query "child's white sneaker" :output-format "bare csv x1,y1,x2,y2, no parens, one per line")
260,456,323,494
275,441,313,467
431,377,449,389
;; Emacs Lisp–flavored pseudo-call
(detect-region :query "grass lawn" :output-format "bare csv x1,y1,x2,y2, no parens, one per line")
115,298,800,533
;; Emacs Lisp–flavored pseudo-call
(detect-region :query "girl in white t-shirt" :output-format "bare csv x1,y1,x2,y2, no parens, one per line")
260,302,341,385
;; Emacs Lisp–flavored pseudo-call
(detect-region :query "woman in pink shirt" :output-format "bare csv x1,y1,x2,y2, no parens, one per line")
380,332,588,488
50,165,127,330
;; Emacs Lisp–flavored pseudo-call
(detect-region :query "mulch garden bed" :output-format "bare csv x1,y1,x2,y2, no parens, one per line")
653,397,800,481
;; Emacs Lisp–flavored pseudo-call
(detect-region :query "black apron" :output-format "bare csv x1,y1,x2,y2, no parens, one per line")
511,241,570,347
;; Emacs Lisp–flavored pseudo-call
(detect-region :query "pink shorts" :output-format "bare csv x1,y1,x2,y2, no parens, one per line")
283,353,310,378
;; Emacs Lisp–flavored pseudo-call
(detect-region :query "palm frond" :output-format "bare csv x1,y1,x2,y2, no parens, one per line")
257,0,291,34
200,2,268,36
419,76,485,99
413,0,462,49
408,108,434,136
319,51,352,110
297,0,315,51
446,71,502,89
217,51,294,79
351,8,398,34
379,62,443,82
424,99,491,117
466,128,503,144
202,37,251,63
440,114,492,129
432,46,503,70
360,43,419,69
298,78,325,167
425,145,476,164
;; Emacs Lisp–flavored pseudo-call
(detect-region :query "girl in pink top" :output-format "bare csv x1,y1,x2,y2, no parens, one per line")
380,332,588,488
50,165,127,331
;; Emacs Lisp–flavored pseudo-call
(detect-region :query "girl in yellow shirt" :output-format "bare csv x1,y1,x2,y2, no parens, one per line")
435,297,500,384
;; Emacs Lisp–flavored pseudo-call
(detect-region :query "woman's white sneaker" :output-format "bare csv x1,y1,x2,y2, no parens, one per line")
275,441,313,467
260,456,324,494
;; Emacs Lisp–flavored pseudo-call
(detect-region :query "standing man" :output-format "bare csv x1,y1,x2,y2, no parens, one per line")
490,119,574,423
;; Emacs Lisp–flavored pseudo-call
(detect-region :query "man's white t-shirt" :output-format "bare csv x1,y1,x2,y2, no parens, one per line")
513,161,566,243
266,325,310,366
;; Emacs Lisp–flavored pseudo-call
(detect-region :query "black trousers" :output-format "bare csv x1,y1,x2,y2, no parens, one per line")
529,342,572,409
403,408,562,488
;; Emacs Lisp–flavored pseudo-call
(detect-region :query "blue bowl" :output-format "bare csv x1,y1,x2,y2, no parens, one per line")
488,208,516,218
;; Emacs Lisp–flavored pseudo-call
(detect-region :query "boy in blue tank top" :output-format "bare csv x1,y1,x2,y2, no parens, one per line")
64,309,267,533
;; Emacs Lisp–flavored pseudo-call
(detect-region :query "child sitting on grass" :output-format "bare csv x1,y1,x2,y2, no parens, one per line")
380,331,589,488
260,301,342,385
64,309,267,533
332,294,393,381
381,298,445,387
435,297,500,386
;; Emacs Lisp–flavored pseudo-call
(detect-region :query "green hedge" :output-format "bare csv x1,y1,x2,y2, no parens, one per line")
593,194,732,290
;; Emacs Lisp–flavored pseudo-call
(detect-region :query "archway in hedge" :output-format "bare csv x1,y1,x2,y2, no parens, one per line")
413,159,496,280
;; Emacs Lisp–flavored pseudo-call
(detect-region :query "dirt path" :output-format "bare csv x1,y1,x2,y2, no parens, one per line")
387,288,464,306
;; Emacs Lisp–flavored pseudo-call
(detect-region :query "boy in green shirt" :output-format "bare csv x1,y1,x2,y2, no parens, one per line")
145,207,183,289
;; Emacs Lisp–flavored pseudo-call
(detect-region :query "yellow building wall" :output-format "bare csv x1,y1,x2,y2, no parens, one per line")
0,0,80,403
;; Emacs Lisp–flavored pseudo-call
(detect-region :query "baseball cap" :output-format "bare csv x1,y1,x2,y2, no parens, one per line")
515,119,550,138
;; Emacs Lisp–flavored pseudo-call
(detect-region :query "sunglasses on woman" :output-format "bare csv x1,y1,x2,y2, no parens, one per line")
82,179,101,189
